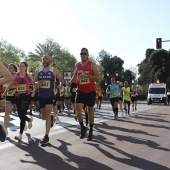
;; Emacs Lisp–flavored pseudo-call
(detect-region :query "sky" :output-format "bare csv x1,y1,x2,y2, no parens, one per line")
1,0,170,70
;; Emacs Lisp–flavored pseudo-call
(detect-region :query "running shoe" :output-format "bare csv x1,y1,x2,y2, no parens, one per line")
80,126,87,139
55,115,60,124
135,107,137,110
0,124,6,142
86,123,90,128
28,117,33,129
114,113,118,119
15,134,22,141
51,115,54,128
40,134,49,144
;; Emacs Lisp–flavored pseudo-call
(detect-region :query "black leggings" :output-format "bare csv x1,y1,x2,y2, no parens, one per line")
15,95,31,134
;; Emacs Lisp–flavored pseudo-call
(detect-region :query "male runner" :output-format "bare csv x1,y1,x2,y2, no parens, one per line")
34,55,64,144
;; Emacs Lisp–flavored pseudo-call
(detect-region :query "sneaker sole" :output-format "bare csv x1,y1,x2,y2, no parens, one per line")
15,136,22,141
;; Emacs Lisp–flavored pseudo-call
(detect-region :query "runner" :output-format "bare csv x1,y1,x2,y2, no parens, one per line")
106,77,120,119
131,85,138,111
7,62,35,141
0,62,13,142
121,81,132,116
57,84,65,113
167,89,170,105
69,48,100,141
53,78,60,124
64,83,72,112
29,82,40,116
70,82,77,121
96,84,104,109
117,81,123,115
34,54,64,145
0,84,5,109
2,63,17,133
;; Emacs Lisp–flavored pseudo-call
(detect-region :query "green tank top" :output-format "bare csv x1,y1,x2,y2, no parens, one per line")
122,87,131,101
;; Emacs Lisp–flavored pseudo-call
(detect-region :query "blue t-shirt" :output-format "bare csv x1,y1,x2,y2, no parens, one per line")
107,84,119,99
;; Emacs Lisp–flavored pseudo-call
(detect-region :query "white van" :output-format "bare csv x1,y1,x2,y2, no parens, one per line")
147,83,167,105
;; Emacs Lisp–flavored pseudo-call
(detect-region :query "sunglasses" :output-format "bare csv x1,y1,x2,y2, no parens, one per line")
80,53,87,56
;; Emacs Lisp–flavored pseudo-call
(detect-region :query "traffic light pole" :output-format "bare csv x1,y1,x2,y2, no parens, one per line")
156,38,170,49
162,40,170,42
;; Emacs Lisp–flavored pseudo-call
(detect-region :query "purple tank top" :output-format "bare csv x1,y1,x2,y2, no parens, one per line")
38,67,56,98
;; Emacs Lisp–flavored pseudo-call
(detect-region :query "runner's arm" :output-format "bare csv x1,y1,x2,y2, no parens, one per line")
0,62,14,85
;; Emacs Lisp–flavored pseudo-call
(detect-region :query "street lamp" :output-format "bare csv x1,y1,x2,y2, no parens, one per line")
106,72,109,77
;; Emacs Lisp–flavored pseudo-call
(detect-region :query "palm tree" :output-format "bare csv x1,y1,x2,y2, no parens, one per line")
28,38,62,62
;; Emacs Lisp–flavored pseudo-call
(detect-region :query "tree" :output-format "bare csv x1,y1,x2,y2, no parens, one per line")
28,38,77,76
149,49,170,83
137,49,155,86
28,38,62,62
123,69,134,85
0,39,25,68
97,50,124,85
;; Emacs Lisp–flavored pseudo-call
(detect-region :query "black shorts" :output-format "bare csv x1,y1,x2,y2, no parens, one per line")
76,90,96,107
131,96,137,102
71,95,76,103
5,96,16,104
97,96,103,101
39,96,56,109
31,93,39,102
123,99,130,106
58,96,64,102
110,97,119,106
65,96,71,100
119,97,123,101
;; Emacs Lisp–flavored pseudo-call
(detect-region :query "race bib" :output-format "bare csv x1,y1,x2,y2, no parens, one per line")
73,88,77,92
80,77,90,84
7,91,13,96
17,84,26,92
112,93,117,97
41,80,50,88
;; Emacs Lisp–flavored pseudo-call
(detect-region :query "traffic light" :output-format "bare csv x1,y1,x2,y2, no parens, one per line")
156,38,162,49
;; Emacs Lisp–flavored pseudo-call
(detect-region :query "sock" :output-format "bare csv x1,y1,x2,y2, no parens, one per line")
85,112,88,126
80,122,84,127
89,124,93,131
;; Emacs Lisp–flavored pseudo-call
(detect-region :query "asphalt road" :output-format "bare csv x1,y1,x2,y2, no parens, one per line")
0,101,170,170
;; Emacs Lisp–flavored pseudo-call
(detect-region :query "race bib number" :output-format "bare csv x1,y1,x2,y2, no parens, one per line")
17,84,26,92
112,93,117,97
73,88,77,92
41,80,50,88
7,91,13,96
80,77,90,84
